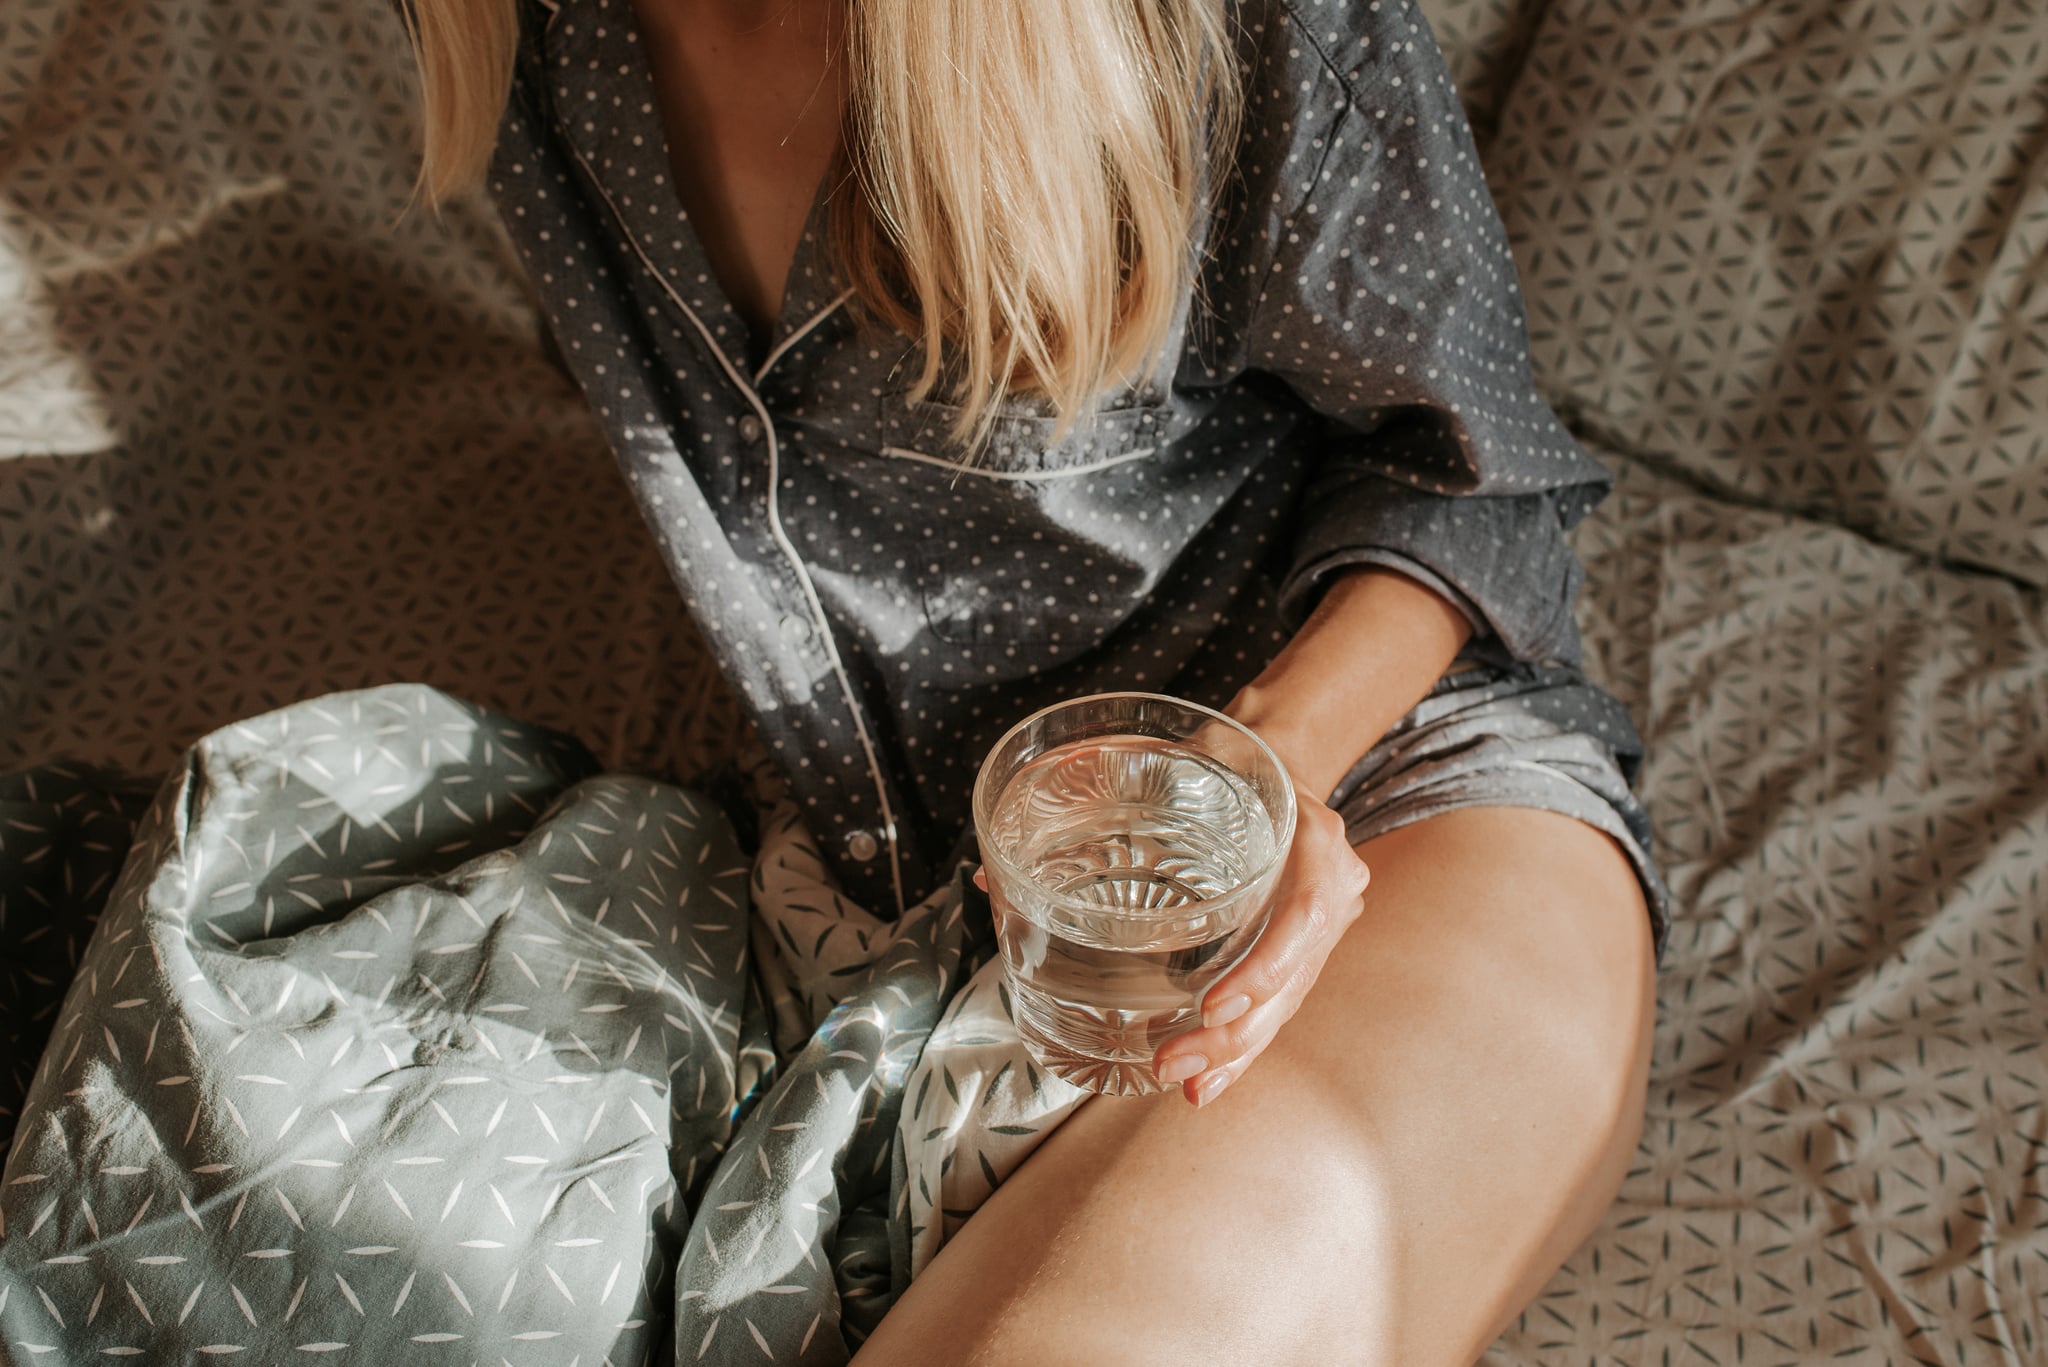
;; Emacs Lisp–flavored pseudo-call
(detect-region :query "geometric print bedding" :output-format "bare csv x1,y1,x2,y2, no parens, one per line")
1486,456,2048,1363
0,689,1096,1364
1420,4,2048,1345
7,482,2042,1365
0,0,744,787
4,0,2048,1360
1482,0,2048,587
0,694,774,1361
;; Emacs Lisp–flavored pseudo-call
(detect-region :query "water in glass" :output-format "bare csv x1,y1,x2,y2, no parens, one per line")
984,732,1281,1094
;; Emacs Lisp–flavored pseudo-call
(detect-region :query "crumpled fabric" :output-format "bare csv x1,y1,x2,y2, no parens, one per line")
0,685,1085,1364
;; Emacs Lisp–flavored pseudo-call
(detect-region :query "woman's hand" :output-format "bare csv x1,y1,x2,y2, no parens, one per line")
973,570,1459,1107
1135,569,1468,1107
1150,779,1370,1106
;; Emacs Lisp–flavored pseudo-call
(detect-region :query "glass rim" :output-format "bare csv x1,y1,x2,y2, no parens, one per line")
969,690,1299,923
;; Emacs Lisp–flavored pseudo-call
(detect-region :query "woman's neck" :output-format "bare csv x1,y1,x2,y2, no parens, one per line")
633,0,849,347
664,0,842,42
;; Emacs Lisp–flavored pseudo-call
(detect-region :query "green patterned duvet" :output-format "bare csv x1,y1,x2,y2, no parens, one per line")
0,687,1086,1363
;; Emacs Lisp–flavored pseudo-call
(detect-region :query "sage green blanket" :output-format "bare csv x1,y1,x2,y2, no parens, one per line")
0,687,1084,1362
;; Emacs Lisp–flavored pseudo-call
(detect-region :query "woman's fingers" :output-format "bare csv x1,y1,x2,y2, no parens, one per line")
1209,799,1369,1014
1208,870,1359,1015
1171,909,1348,1105
1152,795,1369,1104
1165,981,1306,1104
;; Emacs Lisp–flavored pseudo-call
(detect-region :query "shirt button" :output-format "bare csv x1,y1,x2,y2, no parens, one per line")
778,613,810,644
846,830,880,862
737,414,764,444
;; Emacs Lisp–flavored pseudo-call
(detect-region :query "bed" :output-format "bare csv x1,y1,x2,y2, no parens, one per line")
3,0,2044,1358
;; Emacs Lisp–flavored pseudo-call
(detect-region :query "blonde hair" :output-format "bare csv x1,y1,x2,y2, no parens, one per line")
403,0,1240,445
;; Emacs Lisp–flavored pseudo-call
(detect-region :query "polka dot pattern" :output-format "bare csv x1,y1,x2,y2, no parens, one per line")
489,0,1635,913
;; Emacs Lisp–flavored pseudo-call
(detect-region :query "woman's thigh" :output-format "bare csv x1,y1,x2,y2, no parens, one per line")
853,804,1657,1367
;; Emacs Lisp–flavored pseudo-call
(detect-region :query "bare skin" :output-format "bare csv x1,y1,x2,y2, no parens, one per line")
636,8,1656,1359
859,805,1654,1365
853,574,1654,1364
632,0,846,347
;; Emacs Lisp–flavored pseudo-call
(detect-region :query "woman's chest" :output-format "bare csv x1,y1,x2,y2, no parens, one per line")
627,0,845,342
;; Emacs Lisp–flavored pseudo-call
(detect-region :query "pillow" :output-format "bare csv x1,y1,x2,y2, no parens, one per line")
1479,0,2048,584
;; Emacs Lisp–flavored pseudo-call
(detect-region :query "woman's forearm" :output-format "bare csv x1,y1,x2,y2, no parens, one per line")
1226,568,1473,800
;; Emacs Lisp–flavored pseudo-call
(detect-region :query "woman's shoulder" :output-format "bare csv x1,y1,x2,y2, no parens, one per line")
1221,0,1473,204
1211,0,1411,237
1228,0,1452,103
1188,0,1486,380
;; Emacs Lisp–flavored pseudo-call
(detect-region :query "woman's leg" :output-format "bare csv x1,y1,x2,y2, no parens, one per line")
853,805,1656,1367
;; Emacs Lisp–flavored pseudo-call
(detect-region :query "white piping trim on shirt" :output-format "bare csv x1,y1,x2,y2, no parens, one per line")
561,144,909,916
876,443,1159,482
754,288,855,386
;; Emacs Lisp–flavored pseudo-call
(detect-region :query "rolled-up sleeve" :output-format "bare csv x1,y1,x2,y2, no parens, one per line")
1232,0,1612,663
1281,445,1588,661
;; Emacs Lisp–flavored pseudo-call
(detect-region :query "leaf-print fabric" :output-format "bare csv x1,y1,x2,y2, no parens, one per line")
0,688,999,1363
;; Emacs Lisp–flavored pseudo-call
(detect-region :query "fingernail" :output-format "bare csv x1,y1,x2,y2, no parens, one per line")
1194,1071,1231,1108
1156,1053,1207,1085
1203,994,1251,1029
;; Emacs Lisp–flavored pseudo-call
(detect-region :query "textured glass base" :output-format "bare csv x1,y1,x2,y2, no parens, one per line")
1010,979,1187,1097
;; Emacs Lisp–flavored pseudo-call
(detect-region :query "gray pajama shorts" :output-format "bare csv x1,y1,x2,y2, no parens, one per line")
1325,659,1673,955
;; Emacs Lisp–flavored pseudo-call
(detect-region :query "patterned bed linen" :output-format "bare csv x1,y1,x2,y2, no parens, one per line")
1483,455,2048,1362
1433,0,2048,587
0,0,743,788
0,689,1056,1363
6,472,2042,1364
0,695,771,1359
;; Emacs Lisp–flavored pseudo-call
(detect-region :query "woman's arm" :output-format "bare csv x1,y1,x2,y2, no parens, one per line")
1226,567,1472,801
1149,567,1472,1106
1139,0,1611,1106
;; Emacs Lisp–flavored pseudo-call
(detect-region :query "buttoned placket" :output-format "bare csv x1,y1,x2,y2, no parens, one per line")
719,356,911,918
540,11,911,915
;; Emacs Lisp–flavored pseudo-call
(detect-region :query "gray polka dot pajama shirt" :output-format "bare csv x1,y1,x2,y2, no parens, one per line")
490,0,1671,944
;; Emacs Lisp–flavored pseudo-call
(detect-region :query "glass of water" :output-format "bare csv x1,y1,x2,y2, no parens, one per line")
972,692,1298,1096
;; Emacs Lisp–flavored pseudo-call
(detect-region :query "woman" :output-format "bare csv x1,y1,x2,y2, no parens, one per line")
415,0,1667,1358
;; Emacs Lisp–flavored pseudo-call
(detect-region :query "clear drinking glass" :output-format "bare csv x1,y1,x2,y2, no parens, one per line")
972,692,1298,1095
